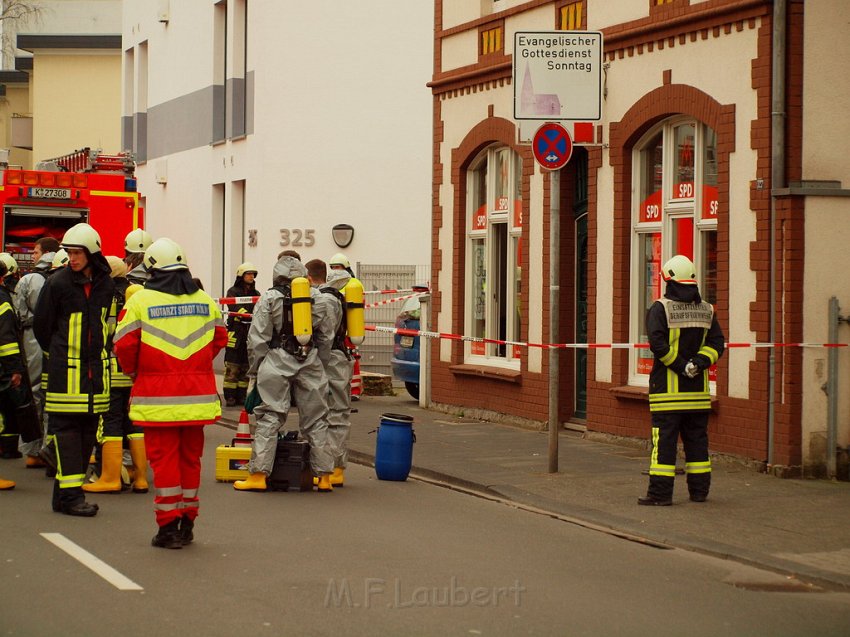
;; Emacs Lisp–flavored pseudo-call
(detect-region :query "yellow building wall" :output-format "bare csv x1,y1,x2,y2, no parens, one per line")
32,53,121,162
0,85,33,168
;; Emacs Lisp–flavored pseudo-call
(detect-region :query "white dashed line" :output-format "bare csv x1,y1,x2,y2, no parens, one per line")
41,532,143,591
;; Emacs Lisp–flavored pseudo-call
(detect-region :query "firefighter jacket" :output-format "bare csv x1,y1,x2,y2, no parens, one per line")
32,263,115,414
0,287,24,381
224,279,257,366
113,286,228,426
108,277,133,389
646,282,725,413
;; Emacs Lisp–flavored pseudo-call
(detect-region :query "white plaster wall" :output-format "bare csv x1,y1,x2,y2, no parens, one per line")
441,30,479,72
505,5,554,53
126,0,433,294
442,1,482,30
586,0,647,30
21,0,121,35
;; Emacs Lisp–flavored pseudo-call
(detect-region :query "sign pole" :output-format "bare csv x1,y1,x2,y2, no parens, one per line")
548,170,560,473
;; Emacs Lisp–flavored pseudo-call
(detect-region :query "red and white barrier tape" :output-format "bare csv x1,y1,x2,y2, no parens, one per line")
218,292,428,313
366,324,850,349
364,292,426,309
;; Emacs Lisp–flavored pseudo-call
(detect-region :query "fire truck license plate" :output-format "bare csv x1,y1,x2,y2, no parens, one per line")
28,187,71,199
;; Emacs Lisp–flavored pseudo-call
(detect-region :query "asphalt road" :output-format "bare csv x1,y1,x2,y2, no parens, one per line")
2,423,850,637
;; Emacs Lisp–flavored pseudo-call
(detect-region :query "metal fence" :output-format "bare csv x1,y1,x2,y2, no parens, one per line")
355,263,430,377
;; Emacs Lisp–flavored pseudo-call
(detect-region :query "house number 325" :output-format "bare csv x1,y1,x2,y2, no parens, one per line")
279,229,315,247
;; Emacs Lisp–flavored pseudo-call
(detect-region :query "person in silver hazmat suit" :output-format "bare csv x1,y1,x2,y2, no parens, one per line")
234,256,336,492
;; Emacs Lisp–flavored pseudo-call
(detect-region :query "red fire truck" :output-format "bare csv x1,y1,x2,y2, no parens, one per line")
0,147,144,271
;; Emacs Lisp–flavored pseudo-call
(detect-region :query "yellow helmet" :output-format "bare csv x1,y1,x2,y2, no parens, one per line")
61,223,102,254
328,252,350,269
661,255,698,285
52,249,69,269
144,237,188,271
0,253,18,274
124,228,153,255
236,262,258,277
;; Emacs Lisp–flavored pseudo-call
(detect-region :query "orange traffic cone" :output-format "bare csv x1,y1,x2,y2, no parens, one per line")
233,409,253,447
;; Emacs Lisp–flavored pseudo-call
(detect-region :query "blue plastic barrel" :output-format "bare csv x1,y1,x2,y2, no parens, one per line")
375,413,415,481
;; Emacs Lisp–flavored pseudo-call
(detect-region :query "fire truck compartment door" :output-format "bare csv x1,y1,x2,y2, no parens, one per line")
6,206,86,219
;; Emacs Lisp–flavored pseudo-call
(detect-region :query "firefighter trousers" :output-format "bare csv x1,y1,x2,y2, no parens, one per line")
647,411,711,500
47,413,99,506
145,426,204,527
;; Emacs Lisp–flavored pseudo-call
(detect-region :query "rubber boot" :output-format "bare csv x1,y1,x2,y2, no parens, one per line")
151,519,183,549
330,467,344,487
316,474,333,492
233,472,267,491
0,476,15,490
128,438,149,493
180,517,195,546
26,455,46,468
82,440,123,493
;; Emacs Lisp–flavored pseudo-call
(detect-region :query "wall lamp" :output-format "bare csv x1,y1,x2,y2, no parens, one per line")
332,223,354,248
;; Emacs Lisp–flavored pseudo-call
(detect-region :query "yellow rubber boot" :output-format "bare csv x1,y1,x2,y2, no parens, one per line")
128,438,149,493
234,472,267,491
330,467,344,487
83,440,123,493
316,474,333,492
0,476,14,490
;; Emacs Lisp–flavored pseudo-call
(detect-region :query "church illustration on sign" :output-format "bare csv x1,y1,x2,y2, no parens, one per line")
520,64,561,117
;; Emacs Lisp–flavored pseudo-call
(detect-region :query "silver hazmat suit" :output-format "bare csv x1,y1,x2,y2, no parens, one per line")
246,256,335,475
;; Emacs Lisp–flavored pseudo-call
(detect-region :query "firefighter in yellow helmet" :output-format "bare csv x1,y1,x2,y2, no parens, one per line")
123,228,153,285
33,223,115,516
223,262,259,407
639,255,725,506
114,238,227,548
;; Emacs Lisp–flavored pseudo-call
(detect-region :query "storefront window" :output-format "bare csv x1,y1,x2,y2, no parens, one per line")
631,119,718,384
466,146,523,365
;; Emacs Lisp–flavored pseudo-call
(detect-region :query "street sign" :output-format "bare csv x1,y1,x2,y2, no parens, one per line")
532,123,573,171
513,31,603,122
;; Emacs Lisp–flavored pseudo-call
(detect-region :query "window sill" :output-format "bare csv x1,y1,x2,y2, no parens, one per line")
450,364,521,383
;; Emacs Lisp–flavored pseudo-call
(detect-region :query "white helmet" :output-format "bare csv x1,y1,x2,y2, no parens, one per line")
52,249,69,269
125,228,153,255
661,255,698,285
144,237,188,271
0,252,18,274
328,252,350,269
61,223,102,254
236,262,258,277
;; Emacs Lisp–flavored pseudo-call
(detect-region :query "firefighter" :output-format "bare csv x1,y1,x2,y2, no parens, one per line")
13,236,59,467
114,238,227,548
0,257,26,469
83,256,149,494
328,252,362,401
306,259,353,487
233,255,336,492
123,228,153,285
223,262,259,407
0,252,19,295
33,223,115,517
639,254,725,506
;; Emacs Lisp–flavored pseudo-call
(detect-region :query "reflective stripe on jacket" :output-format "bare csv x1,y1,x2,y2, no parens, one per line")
113,287,228,426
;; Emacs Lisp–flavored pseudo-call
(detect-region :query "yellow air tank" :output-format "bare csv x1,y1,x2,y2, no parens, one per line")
290,277,313,345
125,284,144,302
345,277,365,346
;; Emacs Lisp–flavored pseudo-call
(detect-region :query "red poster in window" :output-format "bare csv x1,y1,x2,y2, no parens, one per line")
672,182,696,199
637,355,654,375
513,200,522,230
640,190,662,223
703,185,718,219
674,217,694,259
471,342,485,355
513,344,522,359
473,204,487,231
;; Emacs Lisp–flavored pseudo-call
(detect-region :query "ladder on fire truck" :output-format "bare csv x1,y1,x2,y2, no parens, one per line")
37,147,136,176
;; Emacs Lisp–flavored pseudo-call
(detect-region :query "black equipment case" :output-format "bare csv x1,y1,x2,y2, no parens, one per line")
268,434,313,492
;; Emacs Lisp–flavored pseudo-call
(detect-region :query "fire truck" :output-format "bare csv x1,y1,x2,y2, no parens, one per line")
0,147,144,271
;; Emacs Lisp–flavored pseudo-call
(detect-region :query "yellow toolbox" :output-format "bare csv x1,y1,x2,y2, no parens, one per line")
215,444,252,482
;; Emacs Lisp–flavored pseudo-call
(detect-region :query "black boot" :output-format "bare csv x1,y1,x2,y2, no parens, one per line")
180,517,194,546
638,495,672,506
152,519,183,549
0,436,22,459
55,485,99,516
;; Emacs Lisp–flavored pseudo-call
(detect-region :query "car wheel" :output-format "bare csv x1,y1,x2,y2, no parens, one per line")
405,382,419,400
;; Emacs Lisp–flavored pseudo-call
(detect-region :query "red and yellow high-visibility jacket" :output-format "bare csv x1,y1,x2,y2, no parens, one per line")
113,287,228,426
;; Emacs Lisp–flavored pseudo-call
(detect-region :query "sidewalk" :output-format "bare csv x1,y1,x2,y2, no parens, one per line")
220,392,850,590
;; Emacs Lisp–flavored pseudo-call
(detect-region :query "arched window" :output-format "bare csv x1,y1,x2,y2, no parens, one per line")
466,146,523,366
630,118,719,384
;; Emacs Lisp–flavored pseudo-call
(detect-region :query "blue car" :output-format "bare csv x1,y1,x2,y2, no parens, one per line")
391,294,422,399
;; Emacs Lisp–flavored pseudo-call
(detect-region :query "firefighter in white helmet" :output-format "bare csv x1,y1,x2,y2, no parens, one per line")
0,252,19,295
114,238,227,548
33,223,115,516
639,254,725,506
123,228,153,285
234,255,336,492
223,262,259,407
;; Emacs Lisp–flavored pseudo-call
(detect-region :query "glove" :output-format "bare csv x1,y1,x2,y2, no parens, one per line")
684,361,700,378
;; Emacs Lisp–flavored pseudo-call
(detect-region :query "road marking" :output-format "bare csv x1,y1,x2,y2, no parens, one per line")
40,533,143,591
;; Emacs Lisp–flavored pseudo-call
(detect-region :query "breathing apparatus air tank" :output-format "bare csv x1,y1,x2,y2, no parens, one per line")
345,277,365,346
290,276,313,345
